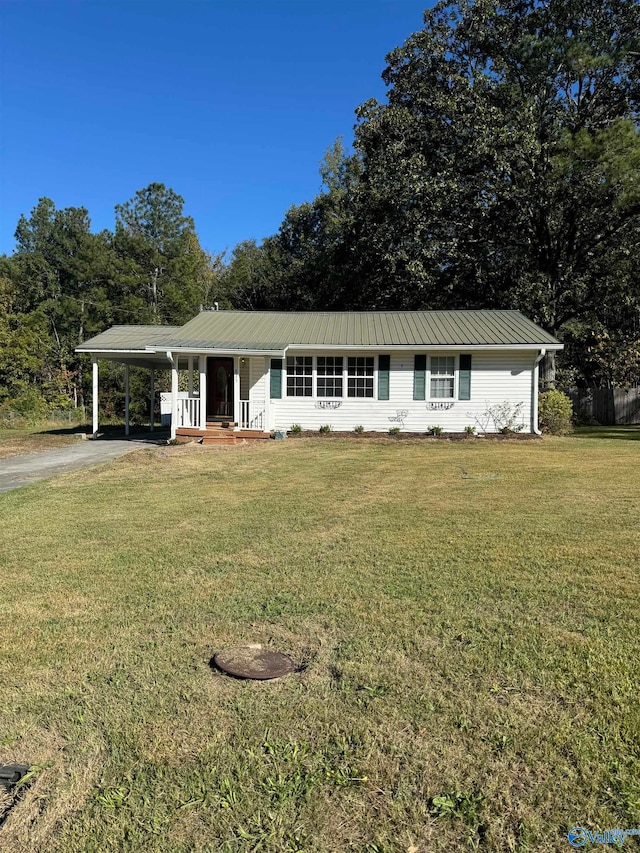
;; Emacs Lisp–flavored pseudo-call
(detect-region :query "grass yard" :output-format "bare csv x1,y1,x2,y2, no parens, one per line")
0,434,638,852
0,426,83,459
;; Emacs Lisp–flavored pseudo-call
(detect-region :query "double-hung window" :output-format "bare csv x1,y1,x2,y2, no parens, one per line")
286,356,312,396
347,357,374,398
430,356,455,398
284,355,379,398
317,356,343,397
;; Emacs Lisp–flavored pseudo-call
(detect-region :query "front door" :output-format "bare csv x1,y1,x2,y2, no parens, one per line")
207,357,234,420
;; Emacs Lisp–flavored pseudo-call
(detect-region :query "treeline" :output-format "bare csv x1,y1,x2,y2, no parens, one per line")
0,185,221,416
2,0,640,417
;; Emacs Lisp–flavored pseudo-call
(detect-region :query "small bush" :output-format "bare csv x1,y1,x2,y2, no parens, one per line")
473,401,525,434
538,389,573,435
464,425,475,436
318,424,332,434
500,424,524,435
353,425,365,435
428,425,443,436
388,426,401,436
290,423,302,434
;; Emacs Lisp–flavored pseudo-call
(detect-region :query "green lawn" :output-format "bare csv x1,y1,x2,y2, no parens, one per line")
0,435,638,852
0,425,83,459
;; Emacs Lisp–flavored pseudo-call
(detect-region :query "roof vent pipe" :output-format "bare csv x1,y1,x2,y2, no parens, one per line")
214,302,219,311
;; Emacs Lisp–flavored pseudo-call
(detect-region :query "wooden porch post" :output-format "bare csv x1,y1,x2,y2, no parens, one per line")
170,353,178,441
199,355,207,430
124,363,130,436
233,357,240,429
149,367,155,433
92,356,99,439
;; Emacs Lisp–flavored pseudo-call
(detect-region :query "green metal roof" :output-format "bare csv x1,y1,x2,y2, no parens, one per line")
77,311,561,354
77,325,182,352
166,310,561,349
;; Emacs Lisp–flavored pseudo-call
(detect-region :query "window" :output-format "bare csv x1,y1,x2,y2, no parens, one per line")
286,356,312,396
430,356,455,398
348,356,374,397
317,356,343,397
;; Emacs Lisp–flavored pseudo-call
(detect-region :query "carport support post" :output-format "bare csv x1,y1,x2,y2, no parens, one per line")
92,356,99,439
149,368,155,433
124,364,130,436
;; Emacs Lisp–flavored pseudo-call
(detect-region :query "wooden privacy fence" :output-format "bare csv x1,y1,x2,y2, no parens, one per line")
565,387,640,425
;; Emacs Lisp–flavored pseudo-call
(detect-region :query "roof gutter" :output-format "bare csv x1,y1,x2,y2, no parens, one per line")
285,343,564,352
532,349,546,435
146,346,287,358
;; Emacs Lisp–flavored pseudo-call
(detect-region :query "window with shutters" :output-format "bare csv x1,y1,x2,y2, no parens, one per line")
430,356,455,398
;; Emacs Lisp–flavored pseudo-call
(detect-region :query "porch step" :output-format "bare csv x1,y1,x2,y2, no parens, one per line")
175,425,272,445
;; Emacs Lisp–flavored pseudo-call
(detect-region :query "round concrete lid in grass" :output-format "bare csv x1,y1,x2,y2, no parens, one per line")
213,644,295,680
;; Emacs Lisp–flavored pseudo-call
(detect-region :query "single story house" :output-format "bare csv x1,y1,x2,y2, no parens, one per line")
76,309,563,439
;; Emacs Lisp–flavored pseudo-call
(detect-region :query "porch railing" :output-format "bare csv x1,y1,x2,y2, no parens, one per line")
240,399,265,431
177,396,201,428
176,396,265,431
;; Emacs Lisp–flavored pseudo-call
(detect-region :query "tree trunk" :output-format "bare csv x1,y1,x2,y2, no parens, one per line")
540,350,556,390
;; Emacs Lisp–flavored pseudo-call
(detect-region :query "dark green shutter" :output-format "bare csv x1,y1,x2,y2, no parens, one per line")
413,354,426,400
270,359,282,399
378,355,390,400
458,354,472,400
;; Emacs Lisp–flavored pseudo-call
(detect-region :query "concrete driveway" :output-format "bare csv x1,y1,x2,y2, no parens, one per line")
0,436,162,494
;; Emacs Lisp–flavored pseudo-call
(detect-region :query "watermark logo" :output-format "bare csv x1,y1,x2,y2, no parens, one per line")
568,827,588,847
568,826,640,848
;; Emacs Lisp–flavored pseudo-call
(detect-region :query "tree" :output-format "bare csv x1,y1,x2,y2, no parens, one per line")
352,0,640,383
113,183,213,324
11,199,117,406
0,263,57,408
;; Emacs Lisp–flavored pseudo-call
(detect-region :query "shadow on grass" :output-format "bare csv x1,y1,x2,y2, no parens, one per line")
573,426,640,441
36,423,169,440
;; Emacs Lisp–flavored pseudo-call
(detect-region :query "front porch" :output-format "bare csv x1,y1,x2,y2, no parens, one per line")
89,351,273,442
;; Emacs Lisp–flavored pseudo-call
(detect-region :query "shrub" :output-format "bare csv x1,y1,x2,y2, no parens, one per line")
464,425,475,436
388,426,401,436
318,424,332,434
0,389,49,425
353,425,365,435
428,425,443,436
538,389,573,435
290,423,302,434
472,401,525,434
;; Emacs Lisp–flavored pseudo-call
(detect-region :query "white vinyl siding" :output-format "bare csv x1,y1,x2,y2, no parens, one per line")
270,350,535,433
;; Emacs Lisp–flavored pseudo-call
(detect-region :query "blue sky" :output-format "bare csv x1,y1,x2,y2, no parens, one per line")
0,0,430,258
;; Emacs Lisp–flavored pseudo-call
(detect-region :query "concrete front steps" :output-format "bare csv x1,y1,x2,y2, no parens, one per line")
175,422,271,446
